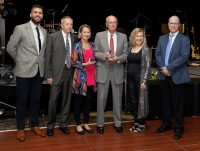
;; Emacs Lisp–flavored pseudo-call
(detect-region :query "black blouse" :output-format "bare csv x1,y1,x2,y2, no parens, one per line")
127,50,142,75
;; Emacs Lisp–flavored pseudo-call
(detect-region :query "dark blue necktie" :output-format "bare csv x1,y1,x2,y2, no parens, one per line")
165,34,174,66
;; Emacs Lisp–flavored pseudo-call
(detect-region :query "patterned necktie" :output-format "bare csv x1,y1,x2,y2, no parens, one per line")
66,35,71,68
36,27,41,52
165,34,174,66
110,34,114,55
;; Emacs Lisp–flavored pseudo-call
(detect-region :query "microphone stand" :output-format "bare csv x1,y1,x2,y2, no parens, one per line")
62,1,71,14
184,8,189,36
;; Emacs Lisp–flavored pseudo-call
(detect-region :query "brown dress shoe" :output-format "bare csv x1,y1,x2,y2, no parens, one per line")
16,130,26,142
31,127,45,137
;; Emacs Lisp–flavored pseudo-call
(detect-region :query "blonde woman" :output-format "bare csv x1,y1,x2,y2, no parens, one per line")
127,28,151,132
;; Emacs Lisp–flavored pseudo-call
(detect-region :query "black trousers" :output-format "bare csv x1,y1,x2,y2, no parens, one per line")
127,74,145,125
160,77,185,130
73,86,93,125
16,72,43,130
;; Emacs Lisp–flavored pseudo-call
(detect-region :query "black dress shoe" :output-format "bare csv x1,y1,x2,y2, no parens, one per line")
97,126,104,134
59,127,70,134
47,128,54,136
83,127,94,133
155,125,171,133
173,129,183,140
115,126,123,133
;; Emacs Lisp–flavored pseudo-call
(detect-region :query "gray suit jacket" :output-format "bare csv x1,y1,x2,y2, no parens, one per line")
45,30,78,85
6,22,47,78
155,33,190,84
94,31,128,84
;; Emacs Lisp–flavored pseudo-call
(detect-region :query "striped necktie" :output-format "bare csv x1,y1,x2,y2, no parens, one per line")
66,35,71,68
165,34,174,66
110,34,114,54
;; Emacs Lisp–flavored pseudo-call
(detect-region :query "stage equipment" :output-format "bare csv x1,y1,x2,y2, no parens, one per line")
62,0,71,14
130,13,152,31
190,26,200,59
0,2,17,18
46,9,59,33
0,65,16,114
0,65,15,85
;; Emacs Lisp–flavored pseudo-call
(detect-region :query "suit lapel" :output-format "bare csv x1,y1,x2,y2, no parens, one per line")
103,31,109,52
40,27,46,52
163,34,169,59
70,33,75,52
26,23,38,53
164,34,170,50
169,33,179,57
57,31,66,51
60,31,75,54
116,32,120,55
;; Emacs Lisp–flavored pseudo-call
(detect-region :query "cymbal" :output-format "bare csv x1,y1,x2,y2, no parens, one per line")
45,23,60,28
47,9,56,15
0,3,13,6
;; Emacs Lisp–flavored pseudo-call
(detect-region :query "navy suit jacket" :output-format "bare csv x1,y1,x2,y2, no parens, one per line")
155,33,190,84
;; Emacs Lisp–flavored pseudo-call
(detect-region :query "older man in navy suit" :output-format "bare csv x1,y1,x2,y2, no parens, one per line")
155,15,190,140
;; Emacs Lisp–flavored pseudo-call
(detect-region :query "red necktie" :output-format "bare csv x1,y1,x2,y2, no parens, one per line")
110,34,114,54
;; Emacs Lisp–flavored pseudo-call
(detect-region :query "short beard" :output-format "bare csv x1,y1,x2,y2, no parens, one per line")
31,18,41,25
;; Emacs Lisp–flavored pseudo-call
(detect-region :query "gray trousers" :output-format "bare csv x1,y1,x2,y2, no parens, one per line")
96,73,123,127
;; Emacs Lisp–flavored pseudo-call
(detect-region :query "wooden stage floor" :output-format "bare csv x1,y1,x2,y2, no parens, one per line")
0,116,200,151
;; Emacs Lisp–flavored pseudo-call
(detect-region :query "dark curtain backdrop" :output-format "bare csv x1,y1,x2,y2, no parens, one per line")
3,0,200,64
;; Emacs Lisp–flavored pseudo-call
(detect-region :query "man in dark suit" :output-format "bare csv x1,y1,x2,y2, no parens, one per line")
94,15,128,134
155,15,190,140
6,5,47,142
45,16,78,136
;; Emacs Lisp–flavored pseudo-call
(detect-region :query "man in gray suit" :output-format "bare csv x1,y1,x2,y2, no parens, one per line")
155,16,190,140
45,16,78,136
94,15,128,134
6,5,47,141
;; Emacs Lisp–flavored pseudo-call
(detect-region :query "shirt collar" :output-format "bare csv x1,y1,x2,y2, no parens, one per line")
61,30,70,39
107,31,116,37
170,31,179,37
30,20,40,30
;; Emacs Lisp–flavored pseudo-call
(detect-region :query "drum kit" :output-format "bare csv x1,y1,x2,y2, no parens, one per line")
42,8,60,34
42,1,71,34
0,2,17,18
